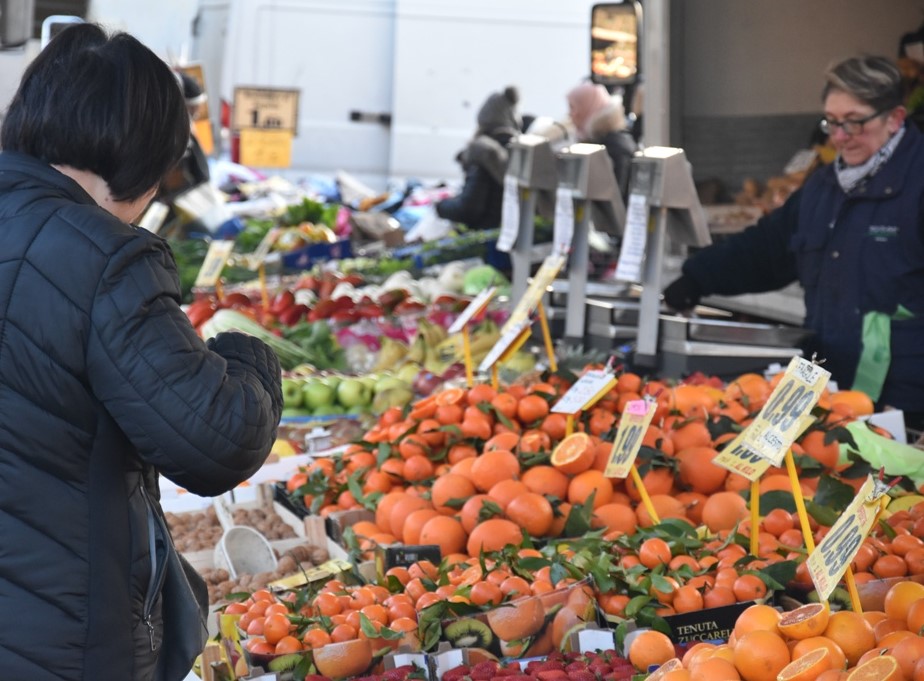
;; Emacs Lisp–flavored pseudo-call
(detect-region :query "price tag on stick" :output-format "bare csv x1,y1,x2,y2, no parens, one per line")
742,356,830,466
712,431,773,481
448,287,497,335
194,240,235,289
505,253,566,332
605,399,657,479
478,318,532,374
806,476,882,602
552,370,617,415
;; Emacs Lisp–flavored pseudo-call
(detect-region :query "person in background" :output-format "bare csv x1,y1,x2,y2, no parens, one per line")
566,81,638,200
663,56,924,429
0,23,282,680
435,85,522,229
160,70,211,197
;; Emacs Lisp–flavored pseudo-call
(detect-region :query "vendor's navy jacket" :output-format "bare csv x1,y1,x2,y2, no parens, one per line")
681,123,924,413
0,151,282,680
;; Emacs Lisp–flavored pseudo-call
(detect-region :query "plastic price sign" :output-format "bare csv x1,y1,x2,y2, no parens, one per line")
614,193,649,283
553,187,575,256
194,240,235,288
712,431,773,481
742,356,830,466
245,227,281,270
505,253,567,331
478,317,532,373
605,399,657,479
497,177,520,253
239,128,294,168
806,476,880,602
232,86,300,133
551,370,617,415
448,287,497,335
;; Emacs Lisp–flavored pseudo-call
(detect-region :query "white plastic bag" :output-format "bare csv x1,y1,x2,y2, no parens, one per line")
404,206,454,243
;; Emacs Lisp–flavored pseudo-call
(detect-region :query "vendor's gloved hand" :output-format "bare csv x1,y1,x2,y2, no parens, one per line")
663,275,703,311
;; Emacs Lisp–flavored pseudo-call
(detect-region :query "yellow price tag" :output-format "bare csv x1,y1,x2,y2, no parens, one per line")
805,476,879,602
551,370,617,414
504,253,566,332
239,128,294,168
479,318,531,373
245,226,281,269
742,357,830,466
194,239,235,288
604,399,657,479
712,431,773,481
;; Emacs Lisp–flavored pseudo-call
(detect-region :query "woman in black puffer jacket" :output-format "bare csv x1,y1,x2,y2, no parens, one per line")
0,24,282,680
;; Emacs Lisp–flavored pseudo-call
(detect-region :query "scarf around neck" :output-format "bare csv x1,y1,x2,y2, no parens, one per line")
834,125,905,193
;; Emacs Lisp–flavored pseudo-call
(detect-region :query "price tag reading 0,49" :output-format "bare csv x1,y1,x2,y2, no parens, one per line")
743,357,830,466
604,399,657,479
805,476,878,602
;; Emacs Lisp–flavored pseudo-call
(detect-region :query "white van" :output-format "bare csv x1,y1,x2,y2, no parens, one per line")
192,0,605,187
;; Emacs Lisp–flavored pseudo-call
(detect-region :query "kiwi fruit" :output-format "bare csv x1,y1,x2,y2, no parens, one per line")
443,618,494,649
266,653,306,672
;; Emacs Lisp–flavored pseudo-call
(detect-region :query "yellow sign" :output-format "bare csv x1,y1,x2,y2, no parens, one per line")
712,431,773,481
194,240,235,288
504,253,566,333
742,357,830,466
239,128,294,168
806,476,879,602
232,86,300,132
604,399,657,479
552,370,617,415
193,118,214,156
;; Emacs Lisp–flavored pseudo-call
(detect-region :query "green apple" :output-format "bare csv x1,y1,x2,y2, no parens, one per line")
281,378,304,408
313,404,345,416
281,407,312,419
374,374,409,396
372,387,414,414
336,377,372,408
396,362,422,385
322,375,342,393
303,378,336,411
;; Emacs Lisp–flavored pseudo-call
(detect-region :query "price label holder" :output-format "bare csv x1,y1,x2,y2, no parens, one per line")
479,317,532,390
194,239,235,294
614,192,649,283
743,356,830,467
806,475,888,609
448,287,497,386
504,253,566,372
244,227,282,310
239,128,294,168
497,177,520,253
551,370,617,436
605,399,659,524
553,187,575,256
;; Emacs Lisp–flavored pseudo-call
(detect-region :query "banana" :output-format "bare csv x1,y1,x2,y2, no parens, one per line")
407,334,427,364
372,337,409,372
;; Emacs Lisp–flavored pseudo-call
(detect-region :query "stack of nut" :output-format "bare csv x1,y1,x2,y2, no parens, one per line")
165,504,299,553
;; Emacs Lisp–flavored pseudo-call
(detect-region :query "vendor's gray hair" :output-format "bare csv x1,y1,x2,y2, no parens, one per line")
822,55,904,112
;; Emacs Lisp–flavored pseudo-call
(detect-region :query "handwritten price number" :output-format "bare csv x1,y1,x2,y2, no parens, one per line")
792,357,825,386
712,436,771,481
604,400,655,479
819,516,864,578
761,379,816,434
551,370,614,414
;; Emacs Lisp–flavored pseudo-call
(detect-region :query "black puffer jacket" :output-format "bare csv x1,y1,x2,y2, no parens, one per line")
0,151,283,680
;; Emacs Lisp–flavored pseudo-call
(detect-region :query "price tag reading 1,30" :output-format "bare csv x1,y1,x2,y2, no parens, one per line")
448,287,497,335
551,370,617,415
712,431,773,481
504,253,567,332
478,318,531,374
806,476,879,602
604,399,657,479
742,356,830,466
193,239,235,288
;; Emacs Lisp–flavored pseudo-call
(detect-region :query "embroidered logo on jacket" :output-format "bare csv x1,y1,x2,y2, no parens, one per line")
868,225,898,242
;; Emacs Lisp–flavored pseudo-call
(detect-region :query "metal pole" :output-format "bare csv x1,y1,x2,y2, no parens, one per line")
510,188,537,304
643,0,670,147
634,206,667,367
564,200,590,347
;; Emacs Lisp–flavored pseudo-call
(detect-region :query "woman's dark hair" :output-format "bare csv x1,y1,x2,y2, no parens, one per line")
0,23,189,202
821,55,904,114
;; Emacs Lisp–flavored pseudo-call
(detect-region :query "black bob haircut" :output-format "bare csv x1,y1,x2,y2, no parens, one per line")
0,23,189,202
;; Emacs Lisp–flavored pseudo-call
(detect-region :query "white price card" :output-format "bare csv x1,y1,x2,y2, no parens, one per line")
553,187,575,256
806,476,879,602
497,177,520,253
478,318,532,373
448,287,497,335
551,370,617,415
604,399,657,479
614,193,649,283
245,227,281,269
712,431,773,481
742,356,830,466
137,201,170,234
194,240,235,288
505,253,567,332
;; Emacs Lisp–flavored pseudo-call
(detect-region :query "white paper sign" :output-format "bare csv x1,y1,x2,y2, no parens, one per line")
448,287,497,335
497,177,520,253
551,370,617,414
553,187,575,255
614,193,649,283
478,318,531,373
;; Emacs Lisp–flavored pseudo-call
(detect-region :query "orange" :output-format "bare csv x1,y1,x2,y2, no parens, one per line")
469,580,503,607
673,585,705,614
312,638,374,679
430,473,476,515
459,494,501,533
905,598,924,636
521,465,569,499
883,580,924,623
467,383,497,406
485,594,545,641
791,639,846,674
724,373,772,411
670,385,718,418
892,635,924,680
732,629,790,681
616,372,643,394
873,554,909,579
567,469,614,508
799,430,840,469
262,613,292,645
701,491,749,533
540,412,569,440
762,508,796,537
638,537,673,568
517,394,551,424
626,466,676,501
689,657,739,681
403,454,435,482
550,432,597,475
778,603,830,640
490,393,519,420
734,603,782,639
505,492,554,537
732,574,768,602
592,502,638,535
469,449,520,492
628,630,676,672
466,518,523,556
419,515,468,557
776,646,832,681
388,495,432,538
487,479,530,510
668,419,713,452
275,635,304,654
827,390,874,418
844,654,901,681
822,611,875,666
636,494,691,528
484,431,520,452
677,446,727,494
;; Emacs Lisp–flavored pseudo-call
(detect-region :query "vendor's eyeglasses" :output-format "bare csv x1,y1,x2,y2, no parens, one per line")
819,110,886,136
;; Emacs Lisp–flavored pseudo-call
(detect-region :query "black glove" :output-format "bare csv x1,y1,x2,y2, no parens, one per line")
207,332,283,424
663,275,703,311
